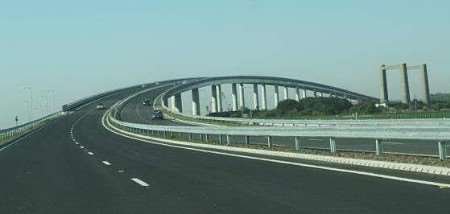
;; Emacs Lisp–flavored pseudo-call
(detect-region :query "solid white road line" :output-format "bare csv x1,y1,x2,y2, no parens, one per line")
104,118,450,188
102,161,111,166
88,152,94,155
131,178,150,187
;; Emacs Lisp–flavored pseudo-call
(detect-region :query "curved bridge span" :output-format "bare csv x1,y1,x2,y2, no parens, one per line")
160,75,377,116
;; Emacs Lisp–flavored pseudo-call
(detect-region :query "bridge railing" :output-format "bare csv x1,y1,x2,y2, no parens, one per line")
106,108,450,160
0,112,63,147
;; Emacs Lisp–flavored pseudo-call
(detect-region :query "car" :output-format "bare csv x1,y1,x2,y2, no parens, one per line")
151,110,163,120
96,103,106,110
143,99,152,106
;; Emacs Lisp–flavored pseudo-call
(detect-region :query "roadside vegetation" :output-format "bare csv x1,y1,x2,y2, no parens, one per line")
209,93,450,120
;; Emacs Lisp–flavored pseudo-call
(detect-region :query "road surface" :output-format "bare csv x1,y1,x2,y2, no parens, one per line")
1,87,449,214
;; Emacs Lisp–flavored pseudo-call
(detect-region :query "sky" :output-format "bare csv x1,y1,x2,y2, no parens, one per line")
1,0,450,128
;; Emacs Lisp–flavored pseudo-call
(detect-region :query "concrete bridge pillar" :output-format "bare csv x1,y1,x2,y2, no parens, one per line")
400,63,411,104
421,64,431,105
239,83,245,110
295,88,301,101
313,91,318,97
231,83,238,111
173,93,182,113
261,84,267,110
191,88,200,116
302,89,307,99
217,84,223,112
211,85,218,113
283,87,289,100
253,83,260,110
274,86,280,108
379,64,389,104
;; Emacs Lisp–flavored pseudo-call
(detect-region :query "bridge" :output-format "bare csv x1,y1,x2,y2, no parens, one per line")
1,76,449,214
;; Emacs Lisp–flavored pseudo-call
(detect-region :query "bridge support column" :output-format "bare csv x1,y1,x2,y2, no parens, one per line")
380,65,389,104
239,83,245,110
421,64,431,105
302,89,307,99
217,85,223,112
313,91,318,97
283,87,289,100
253,83,260,110
170,96,176,111
174,93,183,113
295,88,301,101
261,84,267,110
274,86,280,108
211,85,218,113
231,83,238,111
191,88,200,116
400,63,411,104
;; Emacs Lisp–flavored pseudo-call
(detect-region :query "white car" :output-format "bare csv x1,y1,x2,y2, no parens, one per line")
96,103,106,110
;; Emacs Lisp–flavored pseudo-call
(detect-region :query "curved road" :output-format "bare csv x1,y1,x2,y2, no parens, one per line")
119,85,186,126
0,86,449,213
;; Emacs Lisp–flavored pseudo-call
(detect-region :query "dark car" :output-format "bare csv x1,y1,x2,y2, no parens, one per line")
151,110,163,120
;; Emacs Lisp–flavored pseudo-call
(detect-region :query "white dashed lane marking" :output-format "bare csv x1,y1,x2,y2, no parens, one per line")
88,152,94,155
131,178,150,187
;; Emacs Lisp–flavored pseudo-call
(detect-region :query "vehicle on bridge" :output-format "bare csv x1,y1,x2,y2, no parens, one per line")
151,110,163,120
96,103,106,110
143,99,152,106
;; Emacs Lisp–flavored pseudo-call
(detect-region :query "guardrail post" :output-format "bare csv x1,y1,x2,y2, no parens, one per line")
438,141,447,161
375,139,384,156
219,135,223,144
245,136,250,145
226,135,230,145
294,136,300,151
188,133,193,141
205,134,209,143
163,131,167,138
329,137,337,153
267,136,273,149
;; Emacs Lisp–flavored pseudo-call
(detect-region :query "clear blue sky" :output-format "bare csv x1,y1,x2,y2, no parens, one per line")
1,0,450,128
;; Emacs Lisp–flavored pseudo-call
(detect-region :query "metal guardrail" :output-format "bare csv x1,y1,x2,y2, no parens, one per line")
0,112,62,146
109,89,450,160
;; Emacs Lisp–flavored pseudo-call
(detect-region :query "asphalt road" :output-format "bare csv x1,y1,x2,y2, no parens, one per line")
1,87,450,214
119,85,185,126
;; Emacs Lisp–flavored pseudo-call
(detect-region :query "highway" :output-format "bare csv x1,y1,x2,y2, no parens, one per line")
119,85,185,126
1,86,450,213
